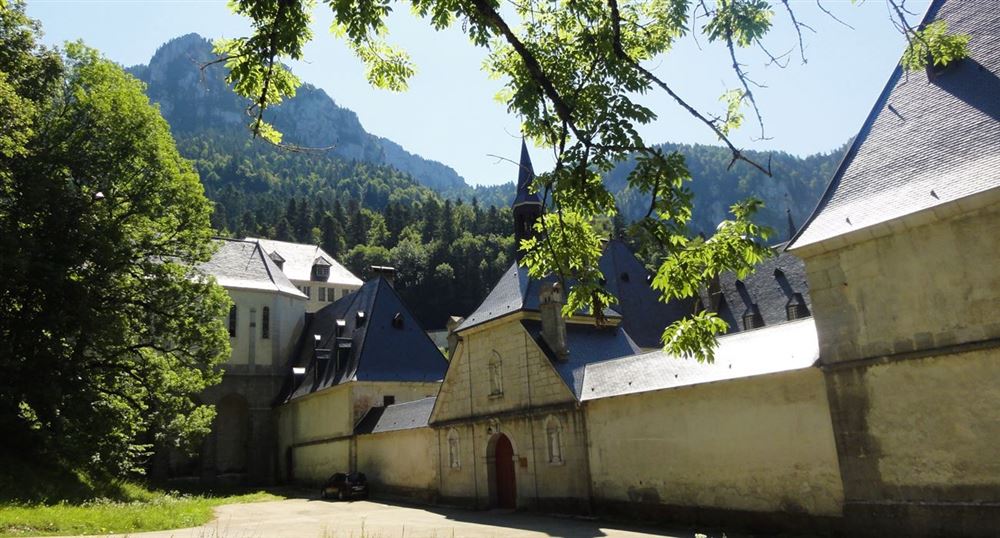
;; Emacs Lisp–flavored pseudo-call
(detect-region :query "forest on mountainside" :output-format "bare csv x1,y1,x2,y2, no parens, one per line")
133,33,847,329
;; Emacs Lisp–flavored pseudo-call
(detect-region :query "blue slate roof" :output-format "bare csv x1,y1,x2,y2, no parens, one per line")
520,319,640,400
512,139,542,207
454,262,622,332
285,277,448,401
355,397,436,434
697,247,812,334
789,0,1000,250
599,240,697,348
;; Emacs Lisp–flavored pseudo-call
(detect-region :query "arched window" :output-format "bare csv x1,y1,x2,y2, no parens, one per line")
489,352,503,396
228,305,237,337
261,307,270,339
546,417,563,464
447,429,461,469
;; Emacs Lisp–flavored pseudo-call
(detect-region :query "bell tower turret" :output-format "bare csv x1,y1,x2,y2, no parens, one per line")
512,140,542,261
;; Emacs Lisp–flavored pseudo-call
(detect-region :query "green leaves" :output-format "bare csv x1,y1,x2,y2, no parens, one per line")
901,20,970,71
0,5,229,476
703,0,773,47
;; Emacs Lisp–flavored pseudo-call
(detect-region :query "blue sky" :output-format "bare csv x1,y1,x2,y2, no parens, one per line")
27,0,927,186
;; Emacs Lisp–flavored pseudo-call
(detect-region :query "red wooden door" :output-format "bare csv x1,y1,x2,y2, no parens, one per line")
494,435,516,508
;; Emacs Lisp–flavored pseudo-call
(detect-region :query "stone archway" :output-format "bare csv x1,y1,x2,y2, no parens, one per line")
215,393,250,474
487,433,517,509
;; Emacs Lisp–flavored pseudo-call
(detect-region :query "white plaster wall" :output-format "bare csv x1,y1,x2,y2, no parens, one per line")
291,278,361,314
224,288,305,367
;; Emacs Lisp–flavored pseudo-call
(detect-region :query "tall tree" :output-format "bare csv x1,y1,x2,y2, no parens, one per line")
0,3,229,477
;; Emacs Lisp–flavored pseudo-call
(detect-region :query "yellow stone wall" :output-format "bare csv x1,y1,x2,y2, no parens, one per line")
795,197,1000,532
293,438,351,484
436,410,590,508
357,428,440,498
431,316,589,508
277,381,441,484
431,317,576,424
586,368,844,517
801,201,1000,364
862,348,1000,490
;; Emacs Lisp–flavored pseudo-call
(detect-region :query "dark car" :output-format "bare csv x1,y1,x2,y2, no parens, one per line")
320,472,368,500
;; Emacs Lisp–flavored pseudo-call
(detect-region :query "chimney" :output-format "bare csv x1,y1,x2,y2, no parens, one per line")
539,282,569,360
370,265,397,286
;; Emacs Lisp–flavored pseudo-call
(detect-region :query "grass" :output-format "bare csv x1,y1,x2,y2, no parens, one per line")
0,455,283,537
0,486,282,537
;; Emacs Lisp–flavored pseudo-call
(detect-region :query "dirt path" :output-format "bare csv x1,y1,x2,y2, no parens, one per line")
49,498,703,538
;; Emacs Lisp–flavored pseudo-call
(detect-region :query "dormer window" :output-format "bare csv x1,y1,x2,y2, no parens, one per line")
312,256,332,280
356,311,366,326
392,312,404,329
786,293,810,321
742,304,764,330
269,251,285,271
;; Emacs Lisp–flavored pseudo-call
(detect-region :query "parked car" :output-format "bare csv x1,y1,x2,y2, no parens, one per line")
320,472,369,500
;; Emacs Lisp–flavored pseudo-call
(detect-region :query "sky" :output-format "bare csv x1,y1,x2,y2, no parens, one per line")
26,0,929,186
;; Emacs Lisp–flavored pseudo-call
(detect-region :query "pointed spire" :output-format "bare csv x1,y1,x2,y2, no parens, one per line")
512,138,541,207
786,207,796,241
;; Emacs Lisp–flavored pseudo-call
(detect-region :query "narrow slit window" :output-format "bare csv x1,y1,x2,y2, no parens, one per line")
261,307,270,339
228,305,237,337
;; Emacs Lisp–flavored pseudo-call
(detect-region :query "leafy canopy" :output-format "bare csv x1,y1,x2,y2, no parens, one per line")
0,2,230,477
216,0,967,361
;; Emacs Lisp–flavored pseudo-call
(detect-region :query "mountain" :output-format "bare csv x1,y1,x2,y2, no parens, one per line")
130,33,843,239
608,142,845,240
129,33,510,206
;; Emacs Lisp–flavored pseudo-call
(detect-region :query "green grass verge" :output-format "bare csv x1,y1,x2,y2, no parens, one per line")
0,488,283,537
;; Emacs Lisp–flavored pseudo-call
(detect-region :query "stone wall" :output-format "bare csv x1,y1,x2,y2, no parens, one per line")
431,317,577,424
802,201,1000,365
585,367,843,532
276,381,441,484
431,317,590,510
357,428,440,501
436,409,591,512
796,199,1000,535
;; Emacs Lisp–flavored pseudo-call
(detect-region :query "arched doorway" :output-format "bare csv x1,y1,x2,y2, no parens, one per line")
492,434,516,509
215,394,249,474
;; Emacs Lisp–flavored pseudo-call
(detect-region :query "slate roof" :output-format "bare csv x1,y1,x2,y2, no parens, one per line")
789,0,1000,250
354,397,436,434
580,317,819,401
599,240,697,348
200,238,305,298
512,139,542,207
246,237,362,286
454,262,621,332
285,277,448,401
521,319,641,400
698,248,812,334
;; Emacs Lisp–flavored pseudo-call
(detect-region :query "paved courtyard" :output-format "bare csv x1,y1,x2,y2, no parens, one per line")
57,498,727,538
